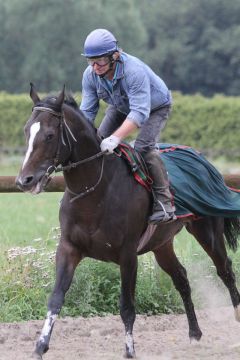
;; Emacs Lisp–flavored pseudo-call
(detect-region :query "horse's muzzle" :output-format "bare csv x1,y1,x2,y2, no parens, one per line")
15,171,47,194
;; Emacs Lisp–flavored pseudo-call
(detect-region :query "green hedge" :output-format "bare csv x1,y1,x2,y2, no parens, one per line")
162,92,240,159
1,91,240,159
0,92,32,149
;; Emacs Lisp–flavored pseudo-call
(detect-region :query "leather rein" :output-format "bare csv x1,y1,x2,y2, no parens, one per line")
32,105,106,202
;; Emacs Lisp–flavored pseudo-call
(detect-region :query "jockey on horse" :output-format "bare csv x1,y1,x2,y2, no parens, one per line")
80,28,176,224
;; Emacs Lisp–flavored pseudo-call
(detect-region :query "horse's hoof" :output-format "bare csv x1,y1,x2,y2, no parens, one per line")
125,350,136,359
189,329,202,342
31,352,42,360
35,340,49,355
125,333,136,358
234,305,240,322
190,337,200,345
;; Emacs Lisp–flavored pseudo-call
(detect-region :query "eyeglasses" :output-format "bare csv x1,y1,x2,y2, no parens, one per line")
87,56,110,67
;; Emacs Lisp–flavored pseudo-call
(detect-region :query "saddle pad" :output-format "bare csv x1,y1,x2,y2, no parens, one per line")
116,143,152,191
158,144,240,218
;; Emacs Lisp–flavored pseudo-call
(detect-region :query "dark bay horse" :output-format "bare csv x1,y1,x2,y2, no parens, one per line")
16,85,240,359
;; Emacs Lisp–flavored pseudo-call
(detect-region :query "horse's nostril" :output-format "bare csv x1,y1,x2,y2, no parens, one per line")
15,174,37,191
23,176,34,185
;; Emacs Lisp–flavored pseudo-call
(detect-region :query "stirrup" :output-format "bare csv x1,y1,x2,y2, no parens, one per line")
148,210,176,224
149,199,176,224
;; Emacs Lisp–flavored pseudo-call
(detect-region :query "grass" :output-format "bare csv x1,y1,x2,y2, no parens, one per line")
0,193,61,252
1,155,240,322
0,154,24,176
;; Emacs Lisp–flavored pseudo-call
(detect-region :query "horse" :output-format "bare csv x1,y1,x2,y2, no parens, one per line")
16,84,240,359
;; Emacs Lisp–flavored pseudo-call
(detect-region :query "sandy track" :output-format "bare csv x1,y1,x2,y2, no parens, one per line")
1,307,240,359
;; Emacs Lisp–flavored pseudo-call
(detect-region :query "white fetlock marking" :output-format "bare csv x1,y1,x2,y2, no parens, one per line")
234,305,240,322
190,337,199,345
126,332,134,354
39,311,57,343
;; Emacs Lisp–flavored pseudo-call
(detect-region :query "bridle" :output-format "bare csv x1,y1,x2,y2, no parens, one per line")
32,105,106,202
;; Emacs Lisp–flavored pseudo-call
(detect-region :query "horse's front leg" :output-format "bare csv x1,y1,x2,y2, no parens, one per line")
119,253,138,359
33,240,82,359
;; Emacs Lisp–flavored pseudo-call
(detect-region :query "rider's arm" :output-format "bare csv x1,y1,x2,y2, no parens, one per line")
124,68,151,127
80,67,99,123
113,118,138,140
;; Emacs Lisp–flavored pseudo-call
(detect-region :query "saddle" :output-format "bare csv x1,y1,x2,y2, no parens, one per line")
115,143,153,192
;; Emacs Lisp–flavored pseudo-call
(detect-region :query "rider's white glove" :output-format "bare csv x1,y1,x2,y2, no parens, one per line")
100,135,121,153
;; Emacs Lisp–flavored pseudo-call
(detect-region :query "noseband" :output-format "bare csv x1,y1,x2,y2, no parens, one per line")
32,105,106,202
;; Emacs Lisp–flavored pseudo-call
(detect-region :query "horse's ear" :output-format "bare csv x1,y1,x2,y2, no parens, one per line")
55,84,65,107
30,83,40,104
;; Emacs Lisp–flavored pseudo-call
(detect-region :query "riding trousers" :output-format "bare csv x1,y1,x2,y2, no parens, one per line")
98,104,172,154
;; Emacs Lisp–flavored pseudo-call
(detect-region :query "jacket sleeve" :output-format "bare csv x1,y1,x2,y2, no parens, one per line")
125,69,151,127
80,68,99,123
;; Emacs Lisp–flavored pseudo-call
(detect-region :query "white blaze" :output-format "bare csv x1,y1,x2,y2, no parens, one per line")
22,122,40,169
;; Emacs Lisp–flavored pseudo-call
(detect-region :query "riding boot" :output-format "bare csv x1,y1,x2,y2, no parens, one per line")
143,149,177,224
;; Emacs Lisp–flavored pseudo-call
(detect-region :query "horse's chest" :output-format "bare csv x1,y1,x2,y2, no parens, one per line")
70,223,122,262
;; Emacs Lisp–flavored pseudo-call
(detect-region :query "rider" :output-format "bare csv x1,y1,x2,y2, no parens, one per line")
80,28,176,224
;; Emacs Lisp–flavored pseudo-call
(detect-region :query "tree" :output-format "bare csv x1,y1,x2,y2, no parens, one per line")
0,0,146,93
0,0,239,95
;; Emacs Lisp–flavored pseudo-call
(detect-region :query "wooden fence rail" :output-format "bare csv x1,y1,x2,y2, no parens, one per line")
1,175,240,193
0,176,65,192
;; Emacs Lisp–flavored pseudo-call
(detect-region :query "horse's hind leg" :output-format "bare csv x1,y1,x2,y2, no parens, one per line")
187,217,240,320
120,254,138,358
34,240,82,358
154,241,202,341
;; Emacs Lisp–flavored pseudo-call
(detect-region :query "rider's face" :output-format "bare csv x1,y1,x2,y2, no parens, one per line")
87,56,111,76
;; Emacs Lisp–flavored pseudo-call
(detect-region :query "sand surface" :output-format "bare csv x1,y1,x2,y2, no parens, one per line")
1,307,240,359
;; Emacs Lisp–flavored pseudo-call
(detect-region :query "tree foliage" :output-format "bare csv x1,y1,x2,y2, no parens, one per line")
0,0,239,95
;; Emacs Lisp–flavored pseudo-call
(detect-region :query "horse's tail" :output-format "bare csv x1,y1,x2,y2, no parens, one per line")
224,217,240,252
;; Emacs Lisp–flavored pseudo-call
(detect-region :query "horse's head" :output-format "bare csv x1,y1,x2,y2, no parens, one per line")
16,83,68,194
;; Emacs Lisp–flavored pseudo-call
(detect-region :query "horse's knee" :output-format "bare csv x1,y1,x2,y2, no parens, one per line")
48,291,65,314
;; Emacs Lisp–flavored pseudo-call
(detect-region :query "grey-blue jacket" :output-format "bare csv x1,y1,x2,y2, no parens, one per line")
80,52,172,127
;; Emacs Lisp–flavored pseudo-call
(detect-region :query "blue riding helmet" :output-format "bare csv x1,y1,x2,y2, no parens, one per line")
82,29,119,58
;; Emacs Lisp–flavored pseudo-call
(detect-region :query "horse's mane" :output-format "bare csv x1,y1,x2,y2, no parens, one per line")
41,92,79,110
41,92,98,134
41,92,87,118
67,94,100,135
64,93,79,110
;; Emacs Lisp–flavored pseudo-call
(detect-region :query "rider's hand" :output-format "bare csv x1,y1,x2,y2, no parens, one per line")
100,135,121,153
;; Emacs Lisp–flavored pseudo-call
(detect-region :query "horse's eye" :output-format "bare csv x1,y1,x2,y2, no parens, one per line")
46,134,54,142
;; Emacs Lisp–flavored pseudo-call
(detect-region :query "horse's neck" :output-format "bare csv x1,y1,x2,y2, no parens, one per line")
64,105,100,159
62,109,141,208
63,105,113,195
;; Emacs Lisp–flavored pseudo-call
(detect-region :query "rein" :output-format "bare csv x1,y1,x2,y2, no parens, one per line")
55,149,106,172
33,105,106,202
66,156,105,203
